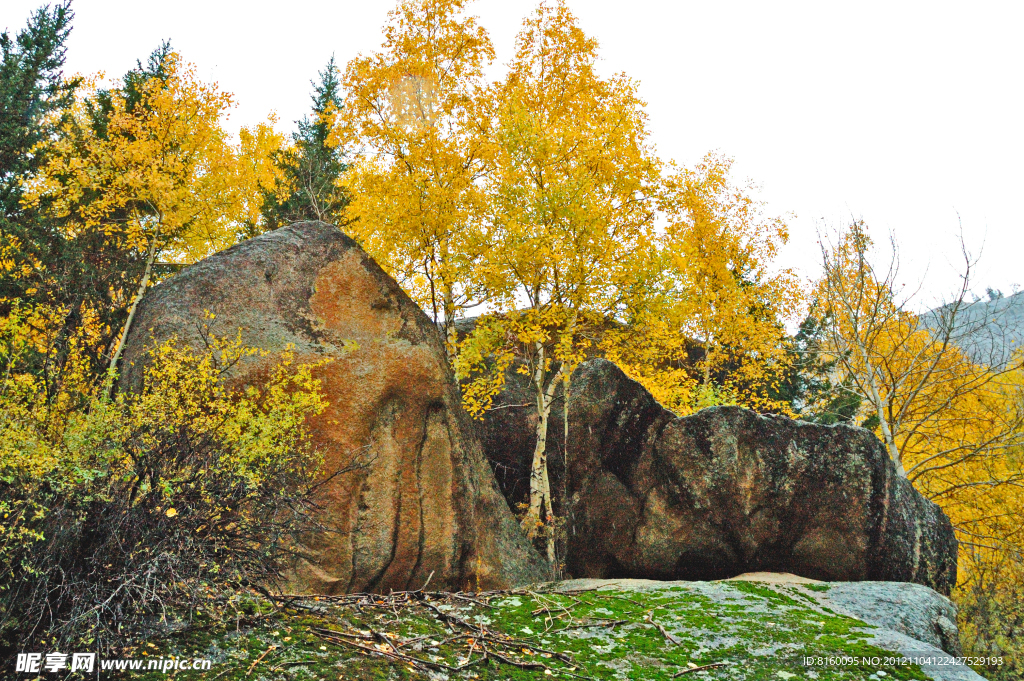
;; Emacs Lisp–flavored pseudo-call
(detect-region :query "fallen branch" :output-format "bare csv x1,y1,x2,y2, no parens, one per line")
420,598,481,633
436,591,493,609
484,647,547,671
674,662,728,676
645,611,680,645
530,596,580,618
312,629,455,672
595,593,645,608
561,619,628,630
245,645,277,676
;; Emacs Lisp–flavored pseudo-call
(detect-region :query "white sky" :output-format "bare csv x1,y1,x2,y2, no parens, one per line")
4,0,1022,309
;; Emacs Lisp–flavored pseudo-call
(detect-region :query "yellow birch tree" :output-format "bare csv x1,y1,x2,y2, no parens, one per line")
606,153,804,415
336,0,494,349
815,221,1024,669
23,50,278,387
456,0,660,560
816,222,1024,480
235,117,289,236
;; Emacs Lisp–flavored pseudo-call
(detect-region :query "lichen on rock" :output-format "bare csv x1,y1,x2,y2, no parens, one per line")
133,578,983,681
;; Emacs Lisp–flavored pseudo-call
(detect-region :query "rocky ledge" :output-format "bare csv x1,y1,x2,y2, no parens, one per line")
134,576,983,681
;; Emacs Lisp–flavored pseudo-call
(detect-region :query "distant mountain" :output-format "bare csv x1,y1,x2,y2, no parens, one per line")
922,290,1024,366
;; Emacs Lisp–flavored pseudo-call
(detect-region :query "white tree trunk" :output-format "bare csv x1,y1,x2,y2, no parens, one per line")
522,342,562,563
105,224,160,398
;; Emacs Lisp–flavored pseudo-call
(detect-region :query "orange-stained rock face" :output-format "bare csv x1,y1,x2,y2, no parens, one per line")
119,222,547,593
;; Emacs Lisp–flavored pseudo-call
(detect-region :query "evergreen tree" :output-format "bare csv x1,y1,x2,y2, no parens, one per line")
88,40,175,135
2,37,193,393
258,56,349,231
774,313,862,425
0,1,78,306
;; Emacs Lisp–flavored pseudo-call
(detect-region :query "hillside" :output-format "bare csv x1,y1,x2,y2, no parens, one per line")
922,291,1024,366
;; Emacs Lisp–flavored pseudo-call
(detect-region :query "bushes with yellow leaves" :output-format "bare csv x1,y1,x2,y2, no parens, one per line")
0,307,328,655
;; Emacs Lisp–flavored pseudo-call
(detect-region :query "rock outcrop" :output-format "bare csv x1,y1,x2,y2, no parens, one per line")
151,575,981,681
726,572,964,657
119,222,548,593
555,578,980,681
562,359,958,595
823,581,963,656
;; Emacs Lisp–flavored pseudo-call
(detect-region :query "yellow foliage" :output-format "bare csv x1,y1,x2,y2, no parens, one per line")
478,0,659,323
816,222,1024,478
606,153,804,415
337,0,494,344
816,221,1024,662
455,306,596,420
236,117,289,230
0,306,328,646
22,53,281,265
19,50,285,383
454,0,660,557
956,528,1024,677
458,0,662,416
116,334,328,489
0,232,43,283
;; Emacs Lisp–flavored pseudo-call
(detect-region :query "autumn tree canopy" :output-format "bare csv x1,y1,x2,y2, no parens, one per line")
606,153,804,416
22,45,280,383
456,0,661,559
813,221,1024,669
337,0,495,347
336,0,804,562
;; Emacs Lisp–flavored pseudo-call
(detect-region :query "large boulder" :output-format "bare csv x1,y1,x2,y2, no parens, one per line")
562,359,958,595
119,222,548,593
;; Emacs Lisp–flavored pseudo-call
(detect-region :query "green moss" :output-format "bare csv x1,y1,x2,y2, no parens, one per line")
123,582,933,681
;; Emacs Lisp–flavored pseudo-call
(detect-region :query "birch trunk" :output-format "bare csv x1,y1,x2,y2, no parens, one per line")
105,223,160,397
855,344,906,477
522,342,562,563
442,288,456,359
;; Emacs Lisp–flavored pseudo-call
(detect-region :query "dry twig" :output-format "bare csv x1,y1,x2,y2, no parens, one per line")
674,662,728,676
245,644,277,676
645,610,681,644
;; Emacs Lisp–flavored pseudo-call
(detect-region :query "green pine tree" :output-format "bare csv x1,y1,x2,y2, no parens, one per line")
88,40,175,136
774,313,863,424
1,29,182,393
0,1,78,306
258,56,349,232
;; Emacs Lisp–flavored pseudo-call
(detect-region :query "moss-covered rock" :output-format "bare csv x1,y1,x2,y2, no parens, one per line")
123,579,984,681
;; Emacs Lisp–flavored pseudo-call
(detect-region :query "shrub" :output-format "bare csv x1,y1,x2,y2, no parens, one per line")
956,548,1024,681
0,308,330,656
